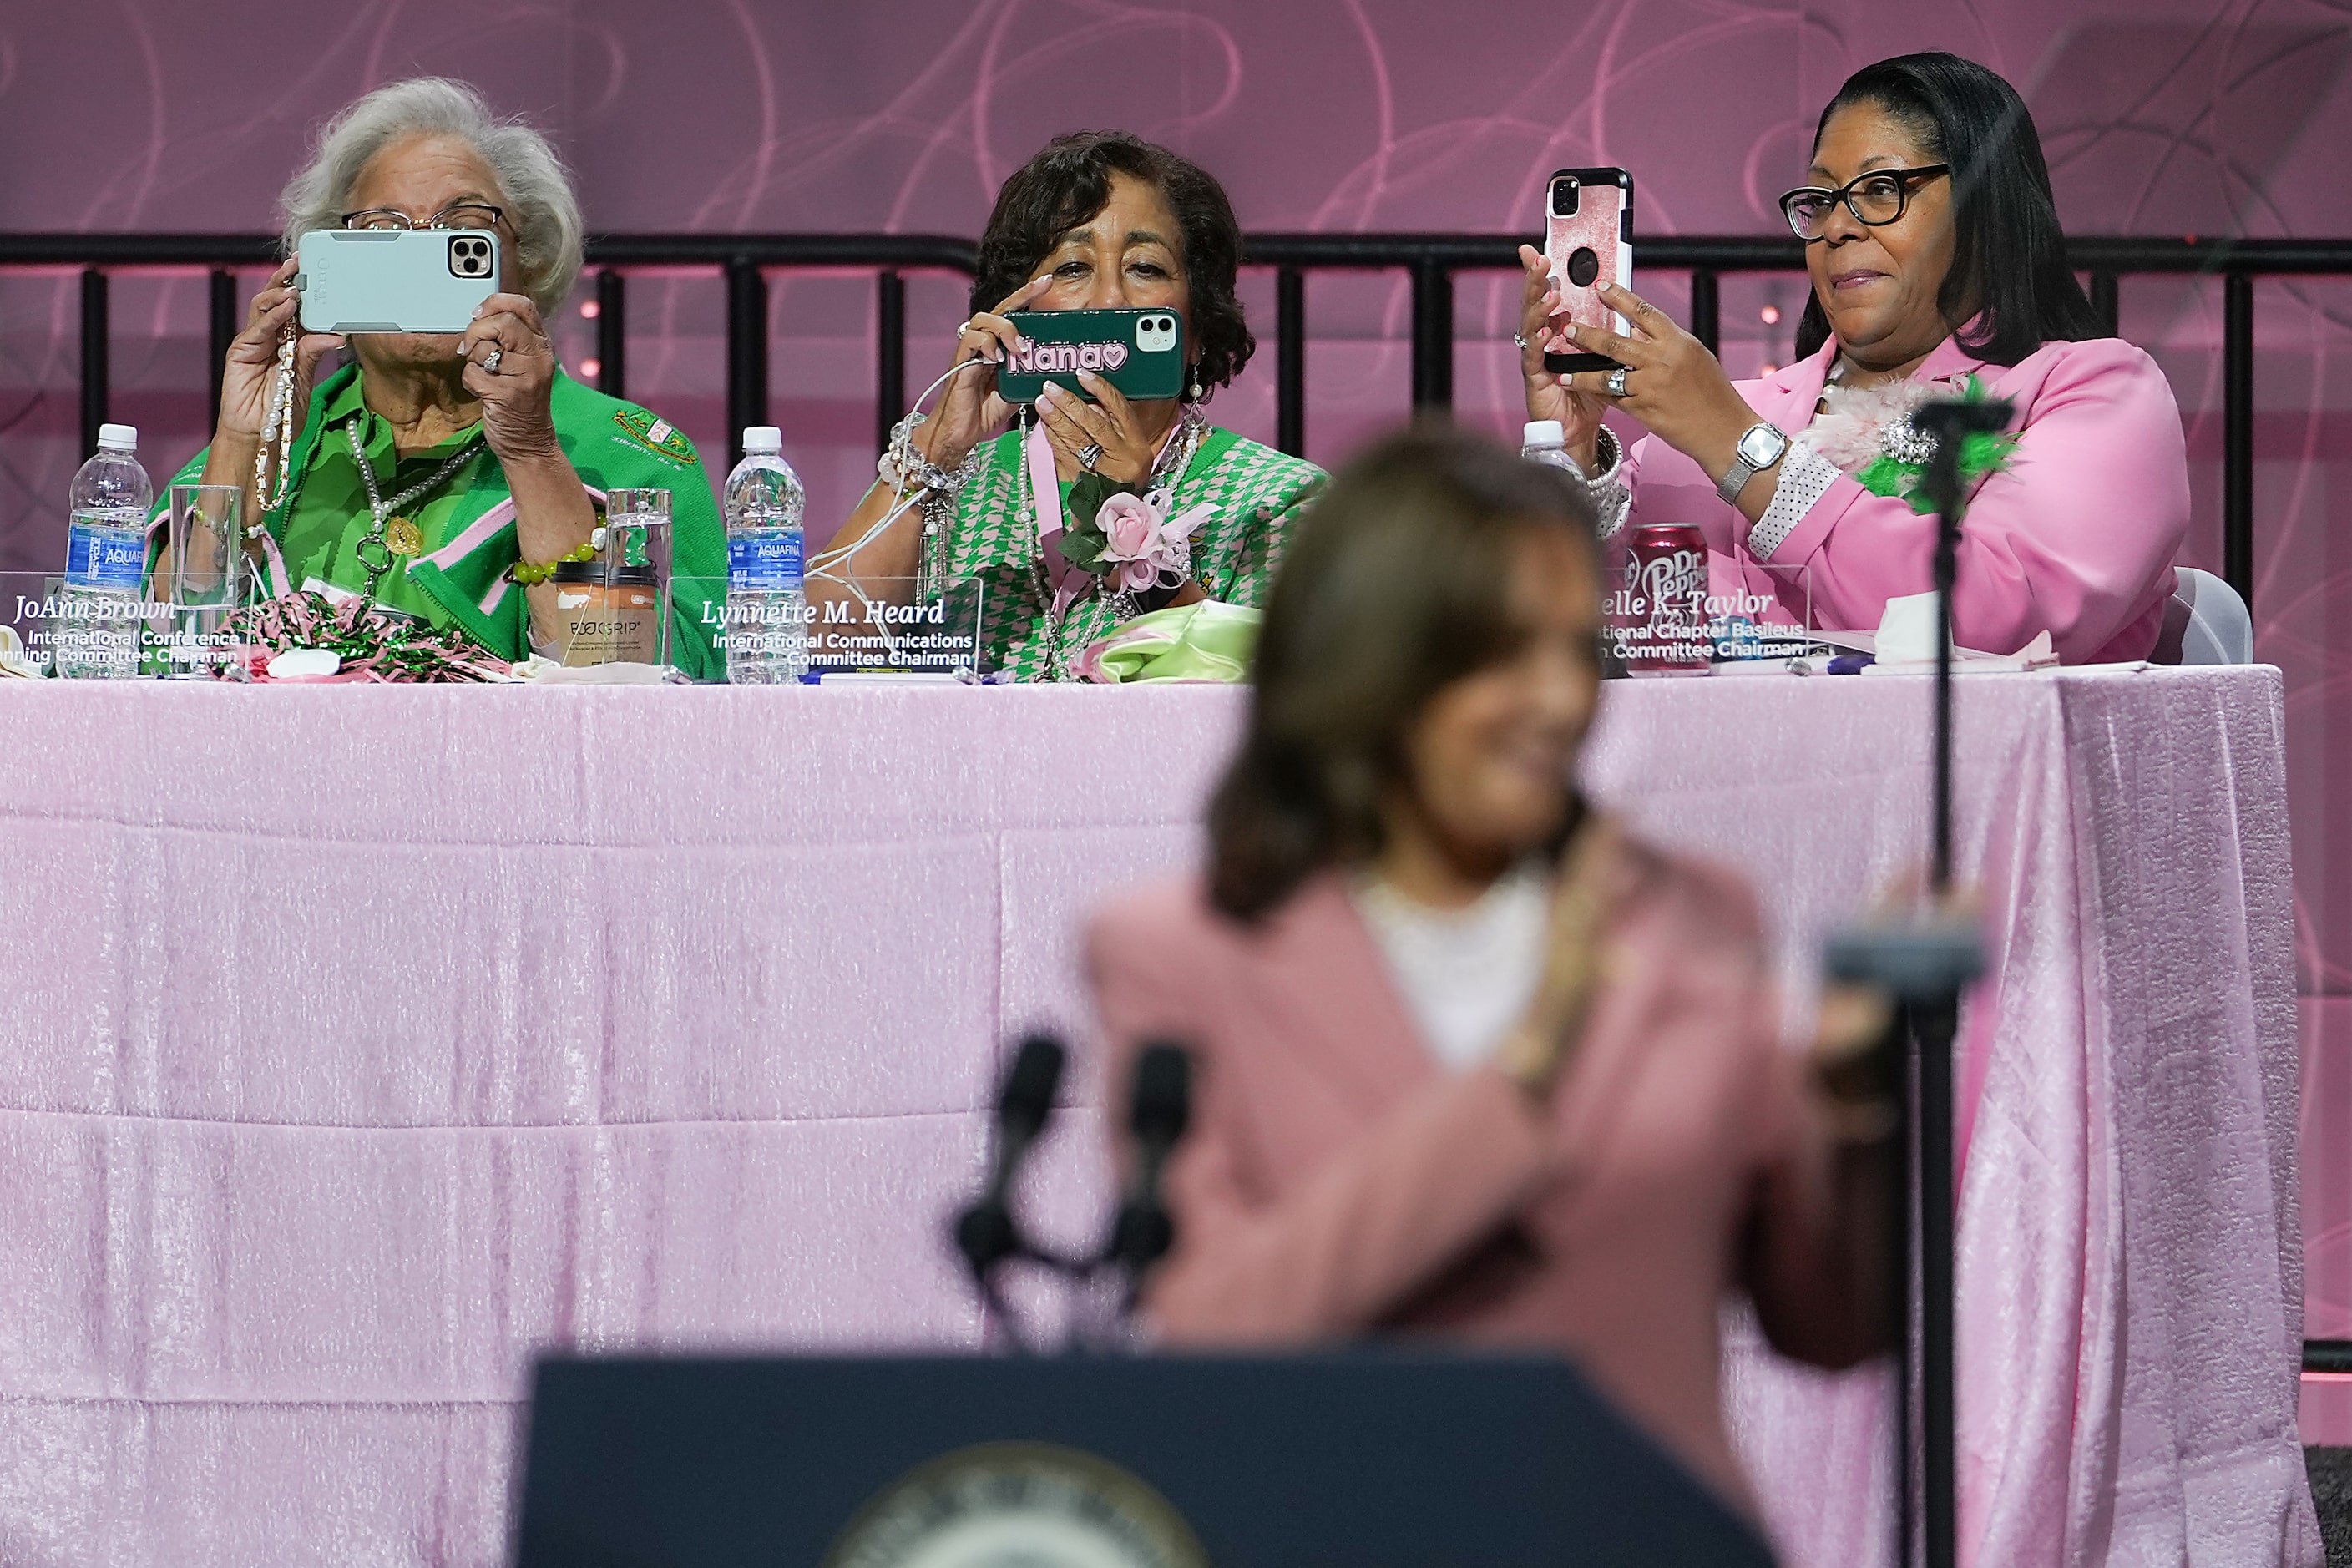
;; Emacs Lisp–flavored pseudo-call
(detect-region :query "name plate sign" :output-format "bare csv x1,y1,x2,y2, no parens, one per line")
674,575,988,681
0,568,258,680
1601,559,1818,676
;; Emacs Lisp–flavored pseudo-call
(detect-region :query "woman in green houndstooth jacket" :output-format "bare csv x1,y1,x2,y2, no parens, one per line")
814,131,1325,682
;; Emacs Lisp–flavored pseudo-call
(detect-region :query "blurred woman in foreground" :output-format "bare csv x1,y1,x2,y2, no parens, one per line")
1088,427,1895,1515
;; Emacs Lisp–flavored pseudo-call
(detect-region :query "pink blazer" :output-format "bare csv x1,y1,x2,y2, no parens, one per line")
1621,334,2189,665
1087,842,1874,1514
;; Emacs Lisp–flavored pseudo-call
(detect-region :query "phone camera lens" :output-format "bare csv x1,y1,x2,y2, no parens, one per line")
1551,179,1580,217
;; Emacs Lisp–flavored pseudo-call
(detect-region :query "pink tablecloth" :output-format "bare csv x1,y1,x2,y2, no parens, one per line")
0,670,2313,1566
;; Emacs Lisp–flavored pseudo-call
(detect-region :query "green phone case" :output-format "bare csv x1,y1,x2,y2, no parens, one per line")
296,229,502,335
994,308,1186,403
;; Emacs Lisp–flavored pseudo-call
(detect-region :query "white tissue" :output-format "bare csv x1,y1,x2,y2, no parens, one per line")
266,649,342,680
1874,591,1950,663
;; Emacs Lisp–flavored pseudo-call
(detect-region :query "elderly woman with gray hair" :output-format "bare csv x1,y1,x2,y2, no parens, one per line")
163,76,726,676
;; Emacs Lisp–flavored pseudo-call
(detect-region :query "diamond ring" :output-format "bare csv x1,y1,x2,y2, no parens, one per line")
1077,442,1105,473
1605,364,1631,397
481,345,503,376
1512,331,1531,352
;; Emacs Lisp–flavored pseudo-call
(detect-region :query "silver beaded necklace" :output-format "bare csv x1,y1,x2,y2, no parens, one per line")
250,340,488,610
344,420,486,609
1015,403,1206,678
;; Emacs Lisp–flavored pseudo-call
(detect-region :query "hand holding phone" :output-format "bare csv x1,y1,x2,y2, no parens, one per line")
1514,246,1609,464
215,256,346,443
994,307,1187,405
461,291,567,465
900,276,1050,478
1541,168,1634,375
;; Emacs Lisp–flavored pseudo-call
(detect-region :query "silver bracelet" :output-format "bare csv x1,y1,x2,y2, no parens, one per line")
879,453,974,496
878,412,926,490
918,444,981,496
878,412,977,498
1584,422,1621,484
1572,424,1627,539
1748,442,1841,562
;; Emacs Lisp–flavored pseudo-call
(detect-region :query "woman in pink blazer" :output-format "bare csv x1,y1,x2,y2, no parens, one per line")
1087,427,1896,1518
1515,53,2188,665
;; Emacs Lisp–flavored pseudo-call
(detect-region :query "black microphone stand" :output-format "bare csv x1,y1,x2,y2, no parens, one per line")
1824,394,2011,1568
954,1034,1067,1354
953,1035,1195,1354
1108,1044,1191,1321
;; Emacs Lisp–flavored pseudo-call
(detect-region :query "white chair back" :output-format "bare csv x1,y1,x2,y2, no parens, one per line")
2172,566,2253,665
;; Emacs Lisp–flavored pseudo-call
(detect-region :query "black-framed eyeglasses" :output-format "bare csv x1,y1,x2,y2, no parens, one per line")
1777,165,1950,241
339,202,507,233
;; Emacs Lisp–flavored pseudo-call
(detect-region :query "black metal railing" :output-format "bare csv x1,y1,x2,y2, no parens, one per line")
6,230,2350,613
10,225,2352,1388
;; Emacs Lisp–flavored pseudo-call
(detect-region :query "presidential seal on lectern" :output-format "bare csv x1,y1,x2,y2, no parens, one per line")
824,1442,1209,1568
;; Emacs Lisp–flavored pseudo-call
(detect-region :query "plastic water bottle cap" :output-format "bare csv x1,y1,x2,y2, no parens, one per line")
97,423,138,452
741,426,783,453
1522,419,1565,449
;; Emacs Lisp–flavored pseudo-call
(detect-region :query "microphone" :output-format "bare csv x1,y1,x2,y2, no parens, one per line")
1910,395,2016,517
1110,1041,1193,1285
954,1034,1065,1282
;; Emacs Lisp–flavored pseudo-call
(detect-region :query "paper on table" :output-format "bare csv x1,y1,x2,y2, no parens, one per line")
513,656,672,685
1818,592,2060,671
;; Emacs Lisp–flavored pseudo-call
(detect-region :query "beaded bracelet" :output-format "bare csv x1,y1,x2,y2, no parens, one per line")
877,425,976,498
512,541,597,586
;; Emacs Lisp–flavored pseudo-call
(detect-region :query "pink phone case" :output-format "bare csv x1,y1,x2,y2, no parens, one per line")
1543,168,1634,373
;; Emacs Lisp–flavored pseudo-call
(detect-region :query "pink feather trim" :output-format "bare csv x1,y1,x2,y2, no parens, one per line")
1797,377,1934,473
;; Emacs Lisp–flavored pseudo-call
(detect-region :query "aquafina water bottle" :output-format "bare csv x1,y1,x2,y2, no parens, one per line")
58,423,153,679
722,426,807,685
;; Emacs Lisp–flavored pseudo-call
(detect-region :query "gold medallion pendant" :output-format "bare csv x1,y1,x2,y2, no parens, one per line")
384,516,424,557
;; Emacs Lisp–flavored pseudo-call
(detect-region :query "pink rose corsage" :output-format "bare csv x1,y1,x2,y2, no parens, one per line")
1079,488,1212,593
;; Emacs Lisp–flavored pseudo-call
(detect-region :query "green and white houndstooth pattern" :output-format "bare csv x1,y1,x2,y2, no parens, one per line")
935,422,1326,681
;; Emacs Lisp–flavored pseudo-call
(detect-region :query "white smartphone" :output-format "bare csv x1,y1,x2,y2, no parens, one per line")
296,229,500,334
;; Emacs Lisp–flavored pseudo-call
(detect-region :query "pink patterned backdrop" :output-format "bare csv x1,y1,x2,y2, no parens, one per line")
2,0,2348,1399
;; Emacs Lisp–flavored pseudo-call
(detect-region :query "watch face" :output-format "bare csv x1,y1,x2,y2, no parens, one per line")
824,1442,1211,1568
1737,424,1788,467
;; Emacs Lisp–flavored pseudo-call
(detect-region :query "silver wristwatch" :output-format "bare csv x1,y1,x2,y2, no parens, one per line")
1716,421,1791,504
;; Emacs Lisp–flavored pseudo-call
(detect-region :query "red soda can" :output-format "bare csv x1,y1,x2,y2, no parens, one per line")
1616,524,1710,675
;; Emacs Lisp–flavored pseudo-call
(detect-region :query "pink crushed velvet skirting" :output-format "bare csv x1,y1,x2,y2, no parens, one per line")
0,672,2313,1565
